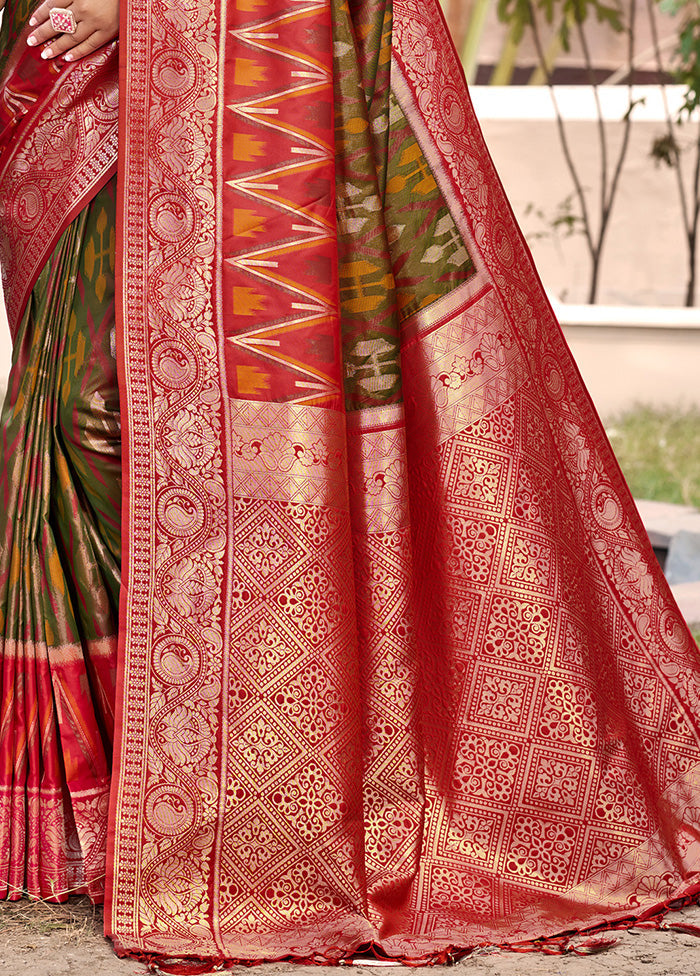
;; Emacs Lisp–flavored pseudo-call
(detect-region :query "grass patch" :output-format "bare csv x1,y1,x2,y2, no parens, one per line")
605,405,700,509
0,896,101,946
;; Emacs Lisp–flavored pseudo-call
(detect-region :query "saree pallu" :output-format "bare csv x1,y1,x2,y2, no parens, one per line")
3,0,700,965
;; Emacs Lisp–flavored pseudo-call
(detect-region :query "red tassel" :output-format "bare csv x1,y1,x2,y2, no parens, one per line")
567,937,619,955
148,962,226,975
662,923,700,938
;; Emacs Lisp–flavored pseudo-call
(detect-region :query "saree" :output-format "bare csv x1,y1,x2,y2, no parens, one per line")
3,0,700,966
0,2,119,901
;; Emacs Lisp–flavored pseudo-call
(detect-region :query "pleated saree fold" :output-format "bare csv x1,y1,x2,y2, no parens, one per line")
0,4,119,899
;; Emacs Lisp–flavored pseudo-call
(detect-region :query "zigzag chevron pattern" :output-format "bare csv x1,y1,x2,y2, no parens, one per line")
223,0,342,408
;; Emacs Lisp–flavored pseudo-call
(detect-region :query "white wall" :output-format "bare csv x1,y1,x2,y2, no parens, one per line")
558,307,700,418
473,86,699,308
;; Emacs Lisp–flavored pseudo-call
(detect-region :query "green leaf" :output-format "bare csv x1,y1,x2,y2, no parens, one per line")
650,133,680,167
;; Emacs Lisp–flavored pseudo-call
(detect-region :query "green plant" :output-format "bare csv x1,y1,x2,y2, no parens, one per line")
605,405,700,508
523,192,588,241
648,0,700,306
496,0,623,50
495,0,636,304
660,0,700,118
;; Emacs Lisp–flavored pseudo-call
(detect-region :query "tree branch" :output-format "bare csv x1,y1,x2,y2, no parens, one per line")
646,0,691,239
527,1,596,264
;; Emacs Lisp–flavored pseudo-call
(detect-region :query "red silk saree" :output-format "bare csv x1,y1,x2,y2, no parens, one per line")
3,0,700,966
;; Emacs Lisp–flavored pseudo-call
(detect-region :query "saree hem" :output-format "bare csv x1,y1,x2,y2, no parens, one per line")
107,882,700,969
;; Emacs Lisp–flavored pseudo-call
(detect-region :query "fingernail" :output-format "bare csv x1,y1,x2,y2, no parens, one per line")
41,48,52,59
27,35,36,45
64,53,73,61
28,15,36,24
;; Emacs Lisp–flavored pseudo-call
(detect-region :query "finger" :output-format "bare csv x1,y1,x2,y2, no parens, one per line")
27,4,79,45
31,23,88,56
28,0,71,28
63,31,115,61
63,31,113,61
27,20,75,47
0,0,6,11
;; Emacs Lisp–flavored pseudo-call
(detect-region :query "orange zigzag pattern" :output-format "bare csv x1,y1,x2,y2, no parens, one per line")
222,0,341,408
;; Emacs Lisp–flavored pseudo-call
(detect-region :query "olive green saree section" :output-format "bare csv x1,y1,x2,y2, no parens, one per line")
0,177,119,900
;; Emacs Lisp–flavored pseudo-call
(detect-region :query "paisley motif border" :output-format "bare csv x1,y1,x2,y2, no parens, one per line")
107,0,226,947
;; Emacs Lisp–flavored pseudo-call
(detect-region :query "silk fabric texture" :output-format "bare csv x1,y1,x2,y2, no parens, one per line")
2,0,700,965
0,0,120,902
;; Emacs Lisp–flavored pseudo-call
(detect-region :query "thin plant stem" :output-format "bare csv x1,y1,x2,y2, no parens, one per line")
645,0,691,238
529,21,567,85
527,0,635,303
686,124,700,305
585,0,637,302
527,3,596,265
576,19,609,221
461,0,494,84
490,20,521,85
646,0,700,305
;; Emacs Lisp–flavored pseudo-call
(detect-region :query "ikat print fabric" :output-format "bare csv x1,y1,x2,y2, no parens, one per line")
1,0,700,967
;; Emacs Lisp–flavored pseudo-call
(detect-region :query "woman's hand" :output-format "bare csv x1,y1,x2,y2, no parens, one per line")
26,0,119,62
